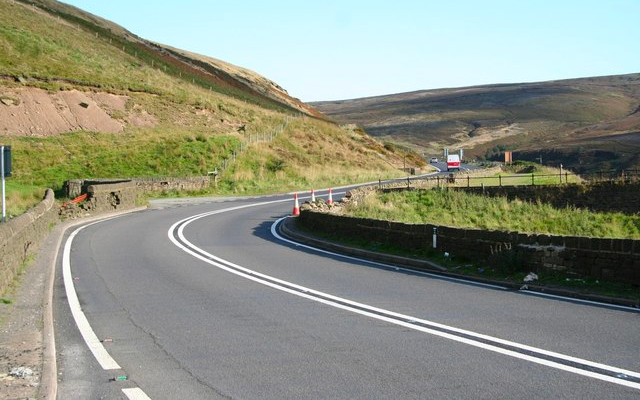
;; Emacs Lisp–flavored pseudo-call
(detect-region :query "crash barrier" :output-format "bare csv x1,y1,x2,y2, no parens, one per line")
0,189,58,292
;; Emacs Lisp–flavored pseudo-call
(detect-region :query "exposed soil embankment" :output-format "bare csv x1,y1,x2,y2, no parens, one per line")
0,87,155,136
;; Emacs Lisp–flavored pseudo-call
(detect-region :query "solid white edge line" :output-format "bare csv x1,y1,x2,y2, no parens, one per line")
272,215,640,309
519,290,640,312
122,387,152,400
63,220,121,370
269,217,640,380
167,206,640,390
272,216,507,290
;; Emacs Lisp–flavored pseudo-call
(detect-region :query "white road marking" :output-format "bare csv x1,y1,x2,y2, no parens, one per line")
168,204,640,391
519,290,640,312
63,218,152,399
271,217,507,290
123,388,152,400
63,221,121,370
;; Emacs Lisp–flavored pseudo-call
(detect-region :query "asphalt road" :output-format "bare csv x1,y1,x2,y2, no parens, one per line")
54,191,640,399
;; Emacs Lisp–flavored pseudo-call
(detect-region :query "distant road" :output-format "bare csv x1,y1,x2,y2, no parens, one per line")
429,161,480,174
54,191,640,399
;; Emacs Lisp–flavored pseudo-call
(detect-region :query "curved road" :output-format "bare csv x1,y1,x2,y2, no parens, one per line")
54,190,640,399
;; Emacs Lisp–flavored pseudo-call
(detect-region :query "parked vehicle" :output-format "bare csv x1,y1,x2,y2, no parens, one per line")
447,154,461,171
430,157,438,163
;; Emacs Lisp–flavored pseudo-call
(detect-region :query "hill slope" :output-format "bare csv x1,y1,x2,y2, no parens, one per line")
8,0,321,117
312,74,640,173
0,0,416,198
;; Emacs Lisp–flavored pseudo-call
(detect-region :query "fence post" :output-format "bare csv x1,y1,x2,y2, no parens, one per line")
467,175,470,188
437,176,440,188
531,173,535,186
559,165,563,184
499,175,502,187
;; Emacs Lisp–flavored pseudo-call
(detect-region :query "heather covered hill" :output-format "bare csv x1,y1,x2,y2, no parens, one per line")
0,0,416,204
313,74,640,172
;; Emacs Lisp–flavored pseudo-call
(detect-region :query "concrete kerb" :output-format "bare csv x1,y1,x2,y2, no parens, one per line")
39,206,147,400
279,217,640,310
280,217,446,272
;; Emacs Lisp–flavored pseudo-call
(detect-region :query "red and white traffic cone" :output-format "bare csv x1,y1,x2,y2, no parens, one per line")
327,188,334,205
310,189,316,202
292,193,300,216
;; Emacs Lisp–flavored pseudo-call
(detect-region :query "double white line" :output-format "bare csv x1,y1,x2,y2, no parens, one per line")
168,201,640,391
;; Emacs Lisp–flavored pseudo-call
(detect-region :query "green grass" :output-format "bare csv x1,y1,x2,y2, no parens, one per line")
1,0,293,112
4,130,241,190
2,180,46,219
344,189,640,239
0,0,412,208
440,163,582,187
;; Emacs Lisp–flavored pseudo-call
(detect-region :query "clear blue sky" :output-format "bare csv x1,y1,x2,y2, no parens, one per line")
61,0,639,102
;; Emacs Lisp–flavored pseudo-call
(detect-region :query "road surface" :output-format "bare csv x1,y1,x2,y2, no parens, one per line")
54,191,640,399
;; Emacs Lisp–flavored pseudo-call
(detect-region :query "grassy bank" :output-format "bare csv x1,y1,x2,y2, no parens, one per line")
344,189,640,239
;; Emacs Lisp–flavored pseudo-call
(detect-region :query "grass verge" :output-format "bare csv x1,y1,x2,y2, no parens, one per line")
344,189,640,239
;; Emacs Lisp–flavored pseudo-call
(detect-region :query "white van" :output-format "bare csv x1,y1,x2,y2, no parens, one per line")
447,154,461,171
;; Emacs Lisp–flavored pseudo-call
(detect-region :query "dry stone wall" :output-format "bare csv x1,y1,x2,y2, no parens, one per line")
299,184,640,285
65,176,211,198
0,189,58,292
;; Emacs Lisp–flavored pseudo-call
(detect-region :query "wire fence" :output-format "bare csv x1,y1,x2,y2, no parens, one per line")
378,168,640,190
212,116,292,178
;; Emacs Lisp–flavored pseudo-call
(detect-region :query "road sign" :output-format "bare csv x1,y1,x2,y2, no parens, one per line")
2,146,11,177
1,145,10,222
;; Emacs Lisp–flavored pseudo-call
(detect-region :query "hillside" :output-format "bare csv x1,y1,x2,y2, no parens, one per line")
312,74,640,173
0,0,418,205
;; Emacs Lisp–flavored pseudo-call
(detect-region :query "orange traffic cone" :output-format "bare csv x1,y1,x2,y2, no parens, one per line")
327,188,334,205
310,189,316,202
292,193,300,216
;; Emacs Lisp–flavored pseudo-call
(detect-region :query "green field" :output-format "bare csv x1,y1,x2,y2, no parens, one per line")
0,0,414,217
343,189,640,239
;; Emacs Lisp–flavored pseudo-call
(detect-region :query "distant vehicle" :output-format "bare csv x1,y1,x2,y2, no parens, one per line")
430,157,438,163
447,154,461,171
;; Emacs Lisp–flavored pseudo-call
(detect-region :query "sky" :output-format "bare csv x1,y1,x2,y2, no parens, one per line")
60,0,640,102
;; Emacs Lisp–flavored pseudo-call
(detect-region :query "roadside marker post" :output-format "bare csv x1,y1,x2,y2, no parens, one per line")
327,188,333,205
